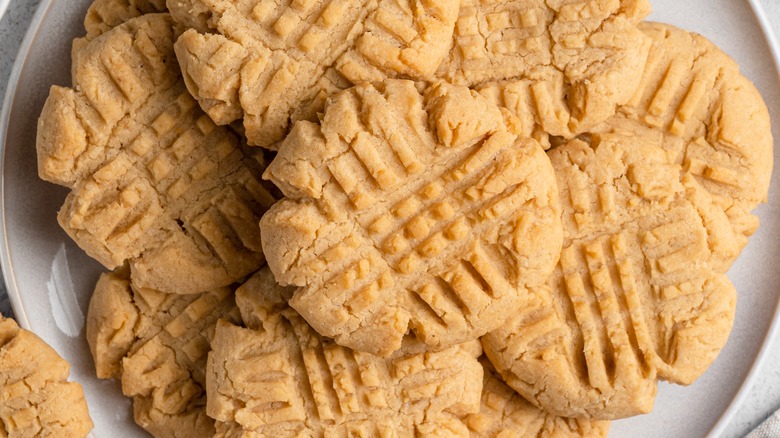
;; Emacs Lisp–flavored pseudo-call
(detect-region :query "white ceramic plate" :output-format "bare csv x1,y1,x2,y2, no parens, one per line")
0,0,10,23
1,1,779,437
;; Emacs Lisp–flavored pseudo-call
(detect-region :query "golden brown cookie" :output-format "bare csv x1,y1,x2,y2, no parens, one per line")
207,268,483,436
72,0,168,77
442,0,653,142
260,80,562,356
603,22,773,255
86,267,240,437
0,316,93,437
84,0,167,39
483,130,739,419
168,0,461,147
37,14,278,295
465,359,609,438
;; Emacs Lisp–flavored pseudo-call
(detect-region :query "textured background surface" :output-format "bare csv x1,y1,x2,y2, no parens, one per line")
0,0,778,437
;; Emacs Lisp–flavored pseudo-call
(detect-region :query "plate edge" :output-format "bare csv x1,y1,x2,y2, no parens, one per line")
706,1,780,437
0,0,57,329
0,0,11,24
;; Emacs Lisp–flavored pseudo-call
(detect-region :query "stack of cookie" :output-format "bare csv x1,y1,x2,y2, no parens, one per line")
34,0,772,436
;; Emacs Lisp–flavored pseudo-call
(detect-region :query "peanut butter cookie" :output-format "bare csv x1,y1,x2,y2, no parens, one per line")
169,0,460,147
207,268,483,436
483,130,739,419
0,316,93,437
260,80,562,355
465,359,609,438
603,22,773,256
86,267,240,437
445,0,653,142
37,14,278,295
83,0,167,39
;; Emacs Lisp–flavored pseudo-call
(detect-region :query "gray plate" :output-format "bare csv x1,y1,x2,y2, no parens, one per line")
1,0,779,436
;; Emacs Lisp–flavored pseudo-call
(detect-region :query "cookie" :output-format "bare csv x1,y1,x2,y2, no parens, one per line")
441,0,653,142
37,14,279,295
0,316,93,437
603,22,773,254
465,359,609,438
260,80,562,356
86,267,240,437
207,268,483,436
483,130,739,419
169,0,461,147
73,0,168,78
84,0,167,39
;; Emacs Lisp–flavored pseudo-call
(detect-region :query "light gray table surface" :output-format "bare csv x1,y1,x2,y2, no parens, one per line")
0,1,779,437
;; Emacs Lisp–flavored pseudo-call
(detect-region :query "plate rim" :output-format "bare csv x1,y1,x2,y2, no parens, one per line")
0,0,57,330
0,0,11,20
1,1,779,436
705,3,780,436
0,0,11,24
